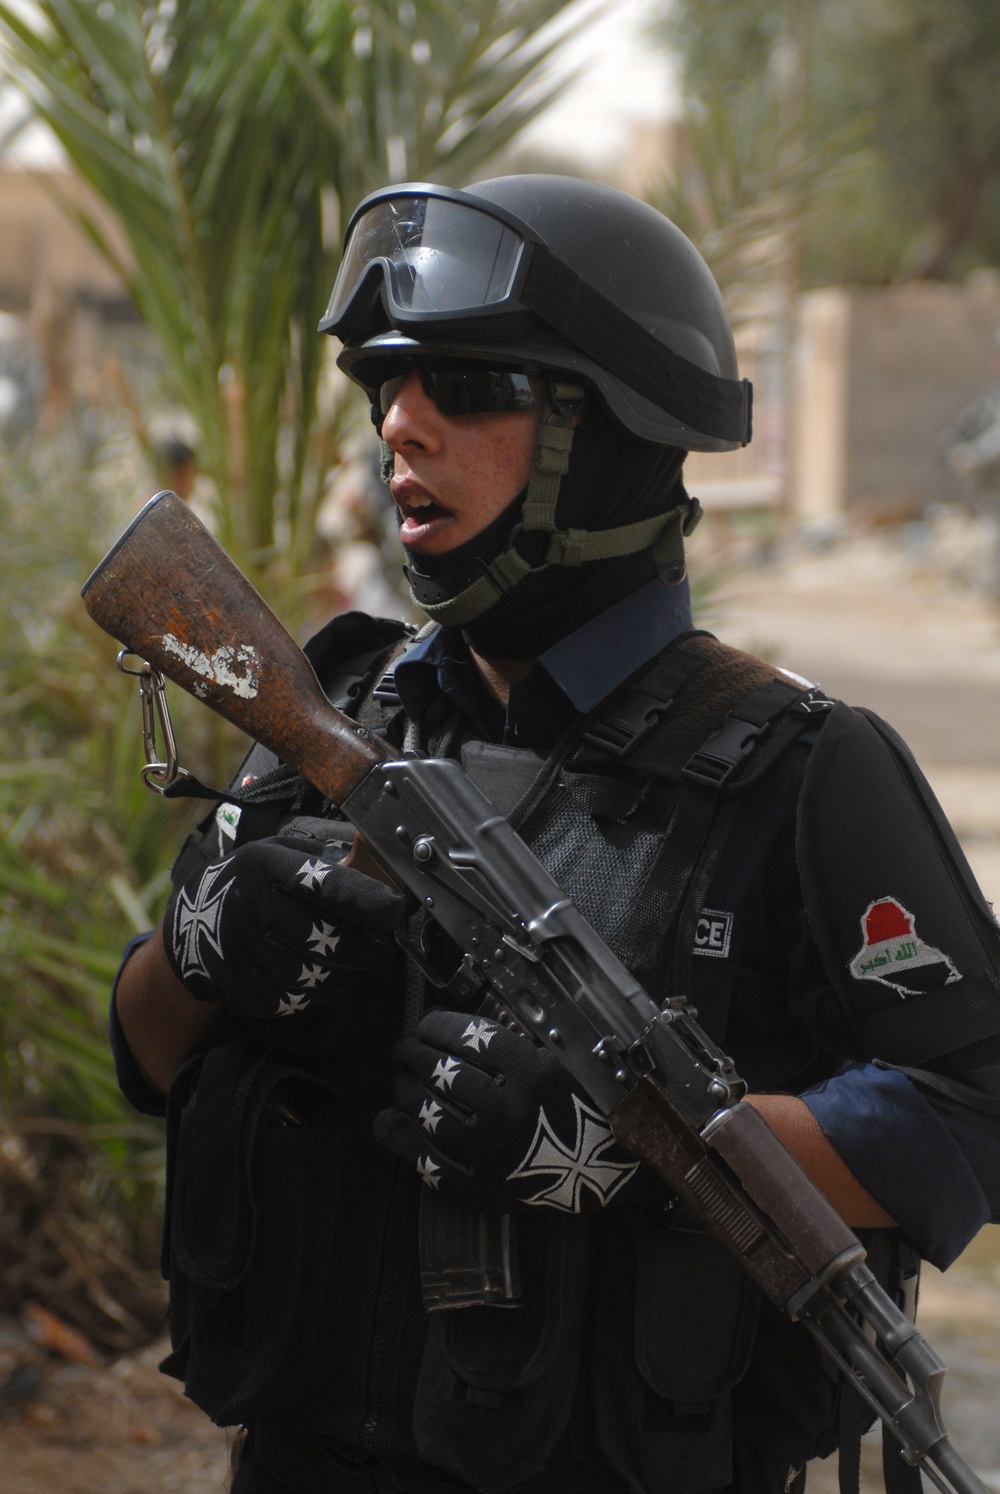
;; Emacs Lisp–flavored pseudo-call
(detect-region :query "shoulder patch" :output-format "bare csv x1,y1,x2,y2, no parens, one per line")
798,702,1000,1028
849,897,959,995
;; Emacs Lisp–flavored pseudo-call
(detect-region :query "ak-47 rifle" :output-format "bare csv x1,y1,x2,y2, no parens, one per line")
83,490,989,1494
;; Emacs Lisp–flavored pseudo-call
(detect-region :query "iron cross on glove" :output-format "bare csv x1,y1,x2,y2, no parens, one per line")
374,1008,642,1212
163,816,406,1020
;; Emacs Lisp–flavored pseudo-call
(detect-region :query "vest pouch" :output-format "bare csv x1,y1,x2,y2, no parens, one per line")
162,1039,342,1426
412,1209,590,1494
635,1209,760,1404
589,1206,760,1494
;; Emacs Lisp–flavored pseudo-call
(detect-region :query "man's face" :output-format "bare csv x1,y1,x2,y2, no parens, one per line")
381,369,540,554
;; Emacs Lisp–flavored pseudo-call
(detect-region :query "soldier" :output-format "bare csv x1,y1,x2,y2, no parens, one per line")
112,177,1000,1494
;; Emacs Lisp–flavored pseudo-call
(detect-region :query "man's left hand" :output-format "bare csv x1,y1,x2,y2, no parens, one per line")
373,1008,641,1213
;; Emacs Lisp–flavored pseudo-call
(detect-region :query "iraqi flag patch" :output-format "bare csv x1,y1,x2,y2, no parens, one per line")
849,897,959,995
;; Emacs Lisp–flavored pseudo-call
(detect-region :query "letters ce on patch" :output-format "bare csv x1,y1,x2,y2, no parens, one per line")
849,897,959,996
693,908,733,960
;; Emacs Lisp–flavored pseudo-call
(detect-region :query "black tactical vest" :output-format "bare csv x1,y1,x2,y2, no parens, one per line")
159,613,867,1494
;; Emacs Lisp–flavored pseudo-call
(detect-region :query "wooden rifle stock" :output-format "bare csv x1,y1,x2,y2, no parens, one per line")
84,490,511,1309
81,491,391,806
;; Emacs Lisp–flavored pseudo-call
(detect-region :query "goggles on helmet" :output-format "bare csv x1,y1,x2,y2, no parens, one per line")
375,362,537,429
321,184,752,446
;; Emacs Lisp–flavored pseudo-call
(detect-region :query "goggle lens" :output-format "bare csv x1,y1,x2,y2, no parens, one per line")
325,196,524,326
378,366,537,422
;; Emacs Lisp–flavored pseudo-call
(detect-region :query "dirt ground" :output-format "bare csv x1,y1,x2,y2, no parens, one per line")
0,1325,233,1493
5,522,1000,1493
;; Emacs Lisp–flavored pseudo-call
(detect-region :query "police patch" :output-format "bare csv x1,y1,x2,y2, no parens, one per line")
849,897,959,995
693,908,733,960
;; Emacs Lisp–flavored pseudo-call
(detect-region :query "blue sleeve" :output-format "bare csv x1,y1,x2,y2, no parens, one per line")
800,1061,1000,1269
108,932,169,1119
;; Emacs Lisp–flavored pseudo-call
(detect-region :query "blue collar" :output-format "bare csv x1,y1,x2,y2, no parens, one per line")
536,574,693,713
393,576,693,746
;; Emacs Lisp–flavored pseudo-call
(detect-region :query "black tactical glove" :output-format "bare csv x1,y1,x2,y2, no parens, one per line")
373,1008,640,1212
163,816,405,1020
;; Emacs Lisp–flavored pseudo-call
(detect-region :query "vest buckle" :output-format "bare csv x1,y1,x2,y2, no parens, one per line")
682,714,768,789
583,688,671,756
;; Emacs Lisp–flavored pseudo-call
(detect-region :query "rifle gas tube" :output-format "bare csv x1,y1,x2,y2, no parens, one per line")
82,491,990,1494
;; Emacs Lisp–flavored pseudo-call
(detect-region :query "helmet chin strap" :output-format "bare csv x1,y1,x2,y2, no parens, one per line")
391,386,702,628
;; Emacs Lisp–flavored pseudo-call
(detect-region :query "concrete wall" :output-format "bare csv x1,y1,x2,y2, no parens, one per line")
0,168,129,312
793,289,850,523
843,279,1000,517
793,278,1000,521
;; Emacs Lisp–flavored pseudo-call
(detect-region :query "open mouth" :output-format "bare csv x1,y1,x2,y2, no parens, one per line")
399,493,450,523
391,481,455,537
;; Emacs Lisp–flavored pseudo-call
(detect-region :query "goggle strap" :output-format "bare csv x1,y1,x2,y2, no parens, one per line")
523,245,753,446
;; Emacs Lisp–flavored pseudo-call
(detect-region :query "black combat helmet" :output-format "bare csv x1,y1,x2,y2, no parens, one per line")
319,176,750,637
321,174,750,453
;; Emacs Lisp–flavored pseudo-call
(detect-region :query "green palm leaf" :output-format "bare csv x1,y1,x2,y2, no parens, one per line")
0,0,582,604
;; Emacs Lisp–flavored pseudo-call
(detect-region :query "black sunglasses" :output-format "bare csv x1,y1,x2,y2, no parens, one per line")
376,363,538,424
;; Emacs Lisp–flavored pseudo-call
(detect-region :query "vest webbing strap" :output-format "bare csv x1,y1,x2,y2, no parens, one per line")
577,637,834,1009
877,1061,1000,1118
837,1383,868,1494
583,634,828,790
882,1428,923,1494
654,781,726,941
666,680,824,1001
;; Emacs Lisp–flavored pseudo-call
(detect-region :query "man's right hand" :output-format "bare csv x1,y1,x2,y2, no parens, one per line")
162,817,406,1020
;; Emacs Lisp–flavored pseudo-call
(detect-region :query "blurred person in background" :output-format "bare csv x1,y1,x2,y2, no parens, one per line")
941,331,1000,603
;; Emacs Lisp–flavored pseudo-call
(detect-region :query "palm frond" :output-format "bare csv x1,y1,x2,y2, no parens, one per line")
646,78,854,312
0,0,584,599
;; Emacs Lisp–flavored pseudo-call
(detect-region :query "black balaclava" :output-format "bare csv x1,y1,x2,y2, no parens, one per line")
401,400,689,658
